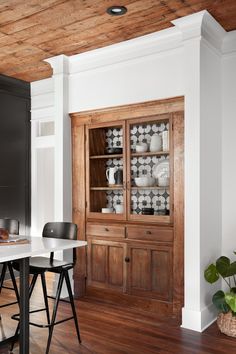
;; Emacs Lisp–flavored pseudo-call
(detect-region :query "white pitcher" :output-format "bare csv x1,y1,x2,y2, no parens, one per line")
106,167,118,185
150,134,162,152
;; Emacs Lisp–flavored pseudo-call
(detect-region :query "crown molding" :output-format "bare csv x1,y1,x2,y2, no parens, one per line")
44,54,69,75
172,10,226,53
222,31,236,55
69,27,182,74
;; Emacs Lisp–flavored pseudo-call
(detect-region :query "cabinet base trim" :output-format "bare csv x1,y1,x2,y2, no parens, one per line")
181,303,217,332
86,286,173,316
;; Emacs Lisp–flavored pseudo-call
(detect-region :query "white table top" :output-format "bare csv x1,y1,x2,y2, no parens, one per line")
0,236,87,262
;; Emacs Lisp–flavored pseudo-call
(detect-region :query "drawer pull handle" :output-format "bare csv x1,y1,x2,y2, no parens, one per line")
105,228,109,232
125,257,130,263
146,231,152,235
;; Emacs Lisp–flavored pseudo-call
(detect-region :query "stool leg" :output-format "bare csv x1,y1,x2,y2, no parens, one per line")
41,273,50,326
8,262,20,303
10,273,38,352
64,270,81,343
0,263,7,293
45,272,64,354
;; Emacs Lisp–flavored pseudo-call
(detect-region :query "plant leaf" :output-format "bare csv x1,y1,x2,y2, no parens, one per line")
225,292,236,312
231,287,236,294
204,264,219,284
228,262,236,277
216,256,230,277
212,290,230,313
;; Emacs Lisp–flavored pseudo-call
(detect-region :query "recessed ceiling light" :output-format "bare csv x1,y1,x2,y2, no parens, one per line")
106,6,127,16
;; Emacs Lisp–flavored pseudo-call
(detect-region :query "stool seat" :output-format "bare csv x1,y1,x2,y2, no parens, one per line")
11,222,81,354
13,257,73,273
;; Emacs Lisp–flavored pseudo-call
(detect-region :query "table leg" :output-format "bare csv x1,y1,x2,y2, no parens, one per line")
19,257,29,354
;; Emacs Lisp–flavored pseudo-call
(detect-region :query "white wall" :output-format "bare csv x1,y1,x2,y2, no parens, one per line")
222,43,236,256
69,47,183,112
199,40,222,328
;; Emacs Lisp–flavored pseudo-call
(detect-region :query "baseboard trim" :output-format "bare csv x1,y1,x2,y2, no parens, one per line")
181,303,217,332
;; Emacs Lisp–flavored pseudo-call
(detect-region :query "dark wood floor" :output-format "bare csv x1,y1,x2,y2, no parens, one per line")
0,277,236,354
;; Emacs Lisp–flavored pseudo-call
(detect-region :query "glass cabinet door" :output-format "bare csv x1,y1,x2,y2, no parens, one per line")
127,114,171,223
86,121,126,220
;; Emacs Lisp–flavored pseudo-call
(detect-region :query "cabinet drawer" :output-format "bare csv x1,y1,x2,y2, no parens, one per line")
127,226,173,242
87,223,125,238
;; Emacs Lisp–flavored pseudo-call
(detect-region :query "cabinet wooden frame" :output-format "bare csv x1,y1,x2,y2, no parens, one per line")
87,237,127,292
126,113,172,223
70,96,184,318
85,120,127,221
126,242,173,301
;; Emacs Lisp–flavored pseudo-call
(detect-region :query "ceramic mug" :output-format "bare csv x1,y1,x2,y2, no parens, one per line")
150,134,162,152
114,204,123,214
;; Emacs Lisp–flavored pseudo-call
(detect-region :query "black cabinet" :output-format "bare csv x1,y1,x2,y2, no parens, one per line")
0,75,30,234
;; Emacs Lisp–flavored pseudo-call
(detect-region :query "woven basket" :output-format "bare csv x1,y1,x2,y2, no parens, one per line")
217,312,236,337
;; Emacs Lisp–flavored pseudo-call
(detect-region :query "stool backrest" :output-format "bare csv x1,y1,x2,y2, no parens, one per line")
0,218,19,235
42,222,77,240
42,222,78,265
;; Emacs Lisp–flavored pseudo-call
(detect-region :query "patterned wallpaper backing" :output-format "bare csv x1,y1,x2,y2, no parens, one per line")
105,122,170,214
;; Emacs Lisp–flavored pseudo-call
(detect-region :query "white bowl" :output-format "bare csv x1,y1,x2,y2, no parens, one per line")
101,208,113,213
158,177,169,187
134,176,156,187
135,142,148,153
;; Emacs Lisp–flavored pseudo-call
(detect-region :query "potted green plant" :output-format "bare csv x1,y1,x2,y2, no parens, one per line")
204,253,236,336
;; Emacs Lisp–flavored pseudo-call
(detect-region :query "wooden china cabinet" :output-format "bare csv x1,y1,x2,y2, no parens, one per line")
70,97,184,317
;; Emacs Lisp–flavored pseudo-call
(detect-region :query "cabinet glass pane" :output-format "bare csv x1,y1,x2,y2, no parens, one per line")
88,124,124,215
129,119,170,216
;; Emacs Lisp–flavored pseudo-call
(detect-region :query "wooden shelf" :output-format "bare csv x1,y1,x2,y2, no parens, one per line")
90,151,169,159
131,151,169,158
90,186,123,191
90,154,123,159
131,186,169,190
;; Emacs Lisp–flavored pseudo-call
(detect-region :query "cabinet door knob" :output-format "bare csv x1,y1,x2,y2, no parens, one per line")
105,228,109,232
146,230,152,235
125,257,130,263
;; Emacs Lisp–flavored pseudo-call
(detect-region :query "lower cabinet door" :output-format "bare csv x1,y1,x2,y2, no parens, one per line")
126,243,173,301
87,238,126,291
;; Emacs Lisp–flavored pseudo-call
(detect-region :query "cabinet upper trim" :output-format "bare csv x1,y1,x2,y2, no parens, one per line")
70,96,184,126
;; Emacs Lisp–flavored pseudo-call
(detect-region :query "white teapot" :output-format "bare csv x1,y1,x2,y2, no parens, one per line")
114,203,123,214
150,134,162,152
106,167,118,185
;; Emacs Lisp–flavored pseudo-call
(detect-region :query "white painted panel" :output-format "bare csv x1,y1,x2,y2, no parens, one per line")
31,92,54,110
31,77,54,96
31,107,55,121
199,41,222,316
222,53,236,256
69,48,184,113
31,147,54,236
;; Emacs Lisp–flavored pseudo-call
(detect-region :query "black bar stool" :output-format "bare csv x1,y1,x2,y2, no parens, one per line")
11,222,81,354
0,218,20,309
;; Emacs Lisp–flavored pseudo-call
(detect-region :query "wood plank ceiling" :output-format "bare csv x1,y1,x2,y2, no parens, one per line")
0,0,235,82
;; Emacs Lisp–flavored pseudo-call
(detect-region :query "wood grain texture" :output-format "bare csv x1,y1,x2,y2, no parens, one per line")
71,97,184,317
0,1,235,81
172,110,184,317
71,122,86,297
70,97,184,126
87,238,126,291
1,277,235,354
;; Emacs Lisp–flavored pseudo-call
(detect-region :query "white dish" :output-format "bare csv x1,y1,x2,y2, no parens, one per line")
158,176,170,187
101,208,113,213
153,160,169,179
134,176,156,187
135,142,148,153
